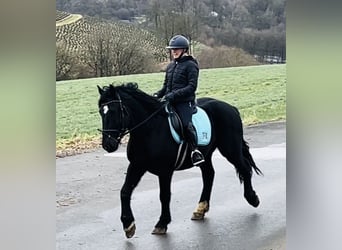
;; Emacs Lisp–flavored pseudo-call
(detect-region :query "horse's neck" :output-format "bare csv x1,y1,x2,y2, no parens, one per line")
126,97,159,128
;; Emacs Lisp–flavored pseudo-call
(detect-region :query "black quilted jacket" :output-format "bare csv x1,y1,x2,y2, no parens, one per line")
156,55,199,103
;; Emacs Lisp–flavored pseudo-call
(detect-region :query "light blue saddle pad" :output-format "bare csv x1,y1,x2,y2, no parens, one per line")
167,106,212,146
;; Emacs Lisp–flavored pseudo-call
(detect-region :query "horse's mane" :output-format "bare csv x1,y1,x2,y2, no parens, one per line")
109,82,162,110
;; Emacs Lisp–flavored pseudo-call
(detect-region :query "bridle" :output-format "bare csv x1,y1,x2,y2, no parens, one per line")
98,93,128,144
98,93,165,144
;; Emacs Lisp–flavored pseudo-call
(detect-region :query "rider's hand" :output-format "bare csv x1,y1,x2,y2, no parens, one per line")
165,92,175,102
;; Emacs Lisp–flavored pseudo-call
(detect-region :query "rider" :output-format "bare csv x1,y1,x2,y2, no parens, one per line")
154,34,205,166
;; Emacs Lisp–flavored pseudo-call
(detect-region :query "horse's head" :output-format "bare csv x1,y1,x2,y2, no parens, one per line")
98,82,164,152
97,84,129,153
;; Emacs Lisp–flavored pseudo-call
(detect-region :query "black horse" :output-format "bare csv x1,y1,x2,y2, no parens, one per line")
97,83,262,238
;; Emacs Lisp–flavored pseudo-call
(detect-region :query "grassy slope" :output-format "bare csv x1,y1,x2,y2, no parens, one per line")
56,64,286,154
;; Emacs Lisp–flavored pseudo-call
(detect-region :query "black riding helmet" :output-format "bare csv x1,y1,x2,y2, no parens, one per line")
166,35,189,52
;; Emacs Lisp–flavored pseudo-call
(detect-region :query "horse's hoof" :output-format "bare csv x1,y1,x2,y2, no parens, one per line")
245,194,260,207
124,222,136,238
151,227,167,235
191,201,209,220
251,196,260,207
191,212,205,220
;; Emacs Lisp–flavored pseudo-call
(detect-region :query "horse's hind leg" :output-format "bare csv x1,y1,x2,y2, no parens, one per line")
240,162,260,207
218,137,260,207
152,173,173,235
191,157,214,220
120,163,146,238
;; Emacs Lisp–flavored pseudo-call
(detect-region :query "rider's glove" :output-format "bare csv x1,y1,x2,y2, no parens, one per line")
165,92,175,102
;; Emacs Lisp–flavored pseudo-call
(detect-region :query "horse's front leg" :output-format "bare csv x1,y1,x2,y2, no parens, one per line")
120,163,146,238
152,173,173,235
192,158,214,220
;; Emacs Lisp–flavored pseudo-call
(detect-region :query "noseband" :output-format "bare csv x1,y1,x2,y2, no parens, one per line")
98,93,165,144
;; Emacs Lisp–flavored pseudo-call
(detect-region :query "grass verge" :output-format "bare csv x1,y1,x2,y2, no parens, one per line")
56,64,286,157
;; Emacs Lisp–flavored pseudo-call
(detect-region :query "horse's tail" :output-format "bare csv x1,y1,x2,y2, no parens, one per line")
242,139,263,176
233,105,263,177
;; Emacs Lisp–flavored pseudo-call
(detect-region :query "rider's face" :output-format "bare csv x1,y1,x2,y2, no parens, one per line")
171,48,184,59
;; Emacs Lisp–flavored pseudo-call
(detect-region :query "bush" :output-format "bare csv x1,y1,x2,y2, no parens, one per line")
196,45,260,69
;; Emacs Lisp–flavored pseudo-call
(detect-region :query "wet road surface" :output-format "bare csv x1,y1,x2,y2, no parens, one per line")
56,121,286,250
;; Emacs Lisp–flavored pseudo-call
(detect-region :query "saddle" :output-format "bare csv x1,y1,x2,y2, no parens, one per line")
165,103,212,146
165,103,211,169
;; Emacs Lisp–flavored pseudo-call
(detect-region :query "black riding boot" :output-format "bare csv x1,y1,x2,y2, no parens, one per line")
185,123,205,166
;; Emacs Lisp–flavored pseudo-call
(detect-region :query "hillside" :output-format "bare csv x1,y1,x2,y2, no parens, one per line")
56,10,167,80
56,0,286,63
56,10,165,58
56,10,263,80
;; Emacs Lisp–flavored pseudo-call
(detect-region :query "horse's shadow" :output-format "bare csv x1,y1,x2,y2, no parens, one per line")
122,214,261,249
189,213,262,246
124,233,172,250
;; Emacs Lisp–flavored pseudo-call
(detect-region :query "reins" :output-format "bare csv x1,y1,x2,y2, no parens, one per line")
125,103,165,135
98,95,166,144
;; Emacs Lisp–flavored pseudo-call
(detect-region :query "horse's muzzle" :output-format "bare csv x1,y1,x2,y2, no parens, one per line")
102,137,119,153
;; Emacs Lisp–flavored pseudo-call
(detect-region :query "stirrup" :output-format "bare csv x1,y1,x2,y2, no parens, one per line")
191,149,205,166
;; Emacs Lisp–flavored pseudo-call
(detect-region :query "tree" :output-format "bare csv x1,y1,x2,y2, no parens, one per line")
86,28,158,77
115,8,132,20
87,35,114,77
148,0,203,55
56,43,75,80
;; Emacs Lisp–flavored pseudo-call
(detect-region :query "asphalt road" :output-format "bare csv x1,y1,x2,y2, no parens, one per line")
56,121,286,250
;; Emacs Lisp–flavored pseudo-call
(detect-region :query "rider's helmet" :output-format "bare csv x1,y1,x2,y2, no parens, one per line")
166,35,190,52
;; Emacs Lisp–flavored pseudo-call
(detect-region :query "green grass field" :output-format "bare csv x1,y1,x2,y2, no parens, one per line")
56,64,286,153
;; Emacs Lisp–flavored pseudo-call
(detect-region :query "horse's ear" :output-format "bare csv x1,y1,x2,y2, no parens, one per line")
97,85,104,95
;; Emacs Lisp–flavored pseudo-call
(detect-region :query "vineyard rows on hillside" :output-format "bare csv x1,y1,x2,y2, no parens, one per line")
56,11,70,21
56,10,168,79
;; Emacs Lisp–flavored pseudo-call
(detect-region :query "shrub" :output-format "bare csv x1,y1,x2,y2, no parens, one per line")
196,46,260,69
